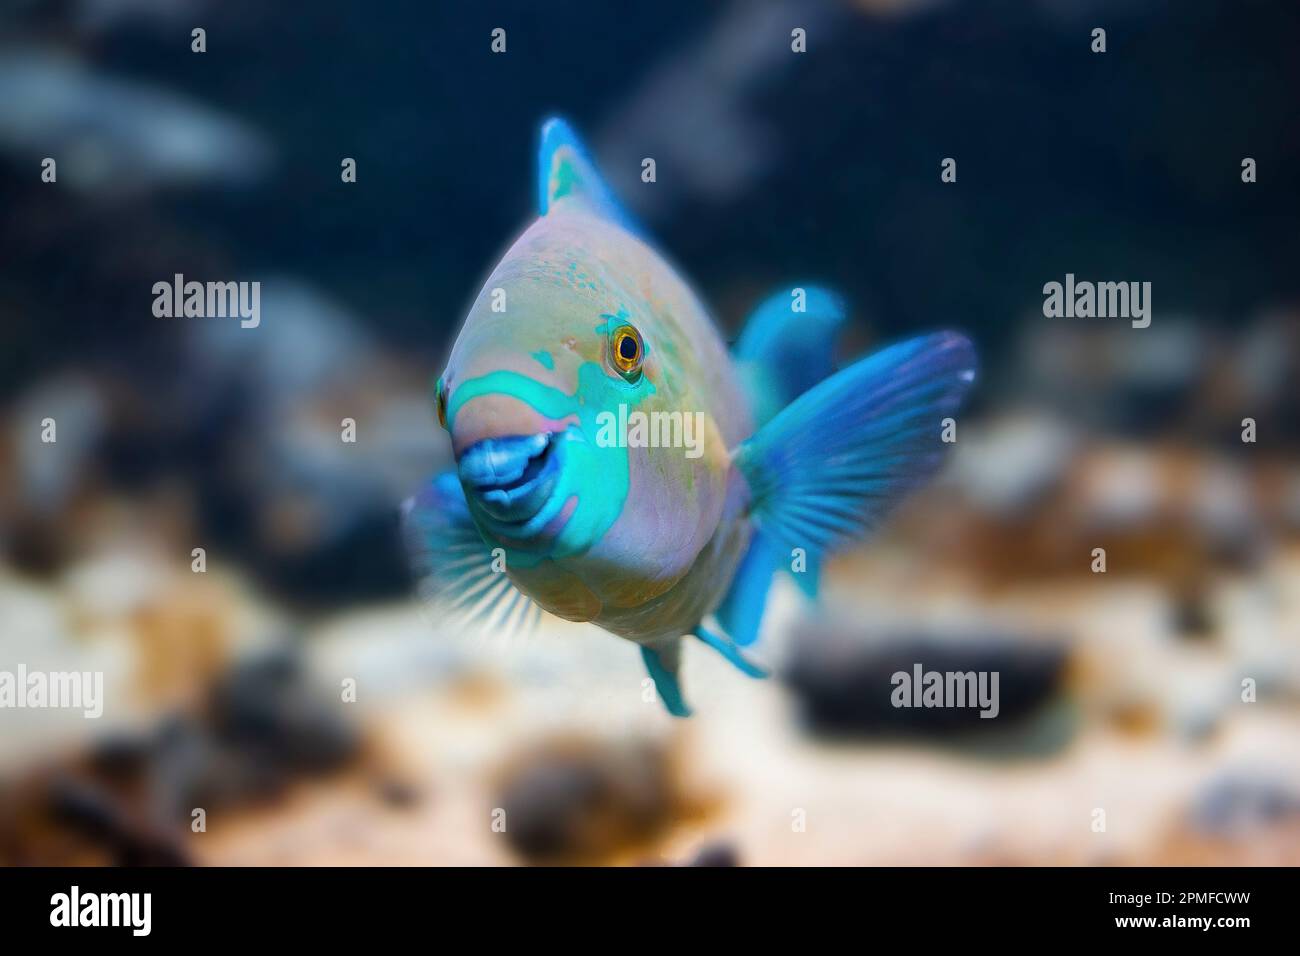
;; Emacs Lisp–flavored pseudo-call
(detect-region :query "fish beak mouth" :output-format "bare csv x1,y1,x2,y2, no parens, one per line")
457,431,564,533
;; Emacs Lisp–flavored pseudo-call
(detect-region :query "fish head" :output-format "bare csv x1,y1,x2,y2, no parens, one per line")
435,217,730,623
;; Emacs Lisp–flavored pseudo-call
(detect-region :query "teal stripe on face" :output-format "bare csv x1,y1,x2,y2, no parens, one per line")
446,369,577,429
447,363,656,564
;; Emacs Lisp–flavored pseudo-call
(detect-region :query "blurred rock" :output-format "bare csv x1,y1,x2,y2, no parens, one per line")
1021,321,1207,436
47,774,192,866
1189,772,1300,836
208,648,360,777
683,841,740,867
373,777,421,809
783,618,1070,744
0,643,366,865
495,735,703,864
186,279,443,605
948,412,1077,518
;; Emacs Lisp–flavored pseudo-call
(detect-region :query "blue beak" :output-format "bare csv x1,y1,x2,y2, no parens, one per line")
457,432,561,525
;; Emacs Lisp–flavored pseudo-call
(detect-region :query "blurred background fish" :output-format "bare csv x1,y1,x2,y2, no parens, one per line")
1,0,1299,866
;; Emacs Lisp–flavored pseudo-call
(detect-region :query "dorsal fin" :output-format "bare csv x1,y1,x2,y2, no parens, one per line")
537,117,636,230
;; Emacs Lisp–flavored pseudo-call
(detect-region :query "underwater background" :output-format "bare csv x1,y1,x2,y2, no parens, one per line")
2,0,1299,865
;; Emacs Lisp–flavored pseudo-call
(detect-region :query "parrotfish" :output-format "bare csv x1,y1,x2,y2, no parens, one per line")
404,118,976,716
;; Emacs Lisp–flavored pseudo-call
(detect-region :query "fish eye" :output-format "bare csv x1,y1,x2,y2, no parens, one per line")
434,377,448,429
610,324,644,379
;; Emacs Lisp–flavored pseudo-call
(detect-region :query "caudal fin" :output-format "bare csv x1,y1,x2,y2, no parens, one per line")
732,331,976,583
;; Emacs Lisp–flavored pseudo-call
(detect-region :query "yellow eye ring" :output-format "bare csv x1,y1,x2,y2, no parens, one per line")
434,377,448,429
611,324,644,378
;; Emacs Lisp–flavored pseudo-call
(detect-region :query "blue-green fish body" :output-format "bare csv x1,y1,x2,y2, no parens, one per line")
406,119,976,715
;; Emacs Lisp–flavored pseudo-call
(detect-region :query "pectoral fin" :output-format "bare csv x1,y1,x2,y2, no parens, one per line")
402,471,539,633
